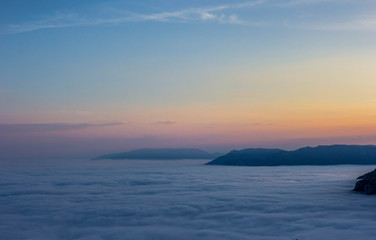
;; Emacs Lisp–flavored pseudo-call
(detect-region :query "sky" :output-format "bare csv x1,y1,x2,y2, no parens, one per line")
1,0,376,159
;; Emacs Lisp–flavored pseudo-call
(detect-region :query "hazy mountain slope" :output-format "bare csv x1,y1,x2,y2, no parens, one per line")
94,148,222,160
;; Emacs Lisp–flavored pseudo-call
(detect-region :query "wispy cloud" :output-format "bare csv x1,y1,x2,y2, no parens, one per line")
1,1,264,34
154,121,176,125
275,0,334,7
0,122,123,135
3,13,89,34
1,0,374,34
289,16,376,31
131,0,264,23
354,17,376,30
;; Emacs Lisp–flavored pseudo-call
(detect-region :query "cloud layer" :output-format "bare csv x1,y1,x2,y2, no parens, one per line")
1,159,376,239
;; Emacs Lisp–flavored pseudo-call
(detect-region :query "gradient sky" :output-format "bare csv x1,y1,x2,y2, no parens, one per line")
1,0,376,159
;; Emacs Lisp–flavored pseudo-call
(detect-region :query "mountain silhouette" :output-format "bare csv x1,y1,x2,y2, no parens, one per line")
206,145,376,166
94,148,222,160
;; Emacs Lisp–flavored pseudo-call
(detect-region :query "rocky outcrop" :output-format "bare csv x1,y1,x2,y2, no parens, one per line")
354,169,376,195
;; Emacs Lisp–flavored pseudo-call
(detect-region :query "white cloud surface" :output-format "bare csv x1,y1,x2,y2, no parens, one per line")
1,159,376,239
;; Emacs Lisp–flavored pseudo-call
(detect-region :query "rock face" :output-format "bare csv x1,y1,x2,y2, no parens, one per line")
354,169,376,195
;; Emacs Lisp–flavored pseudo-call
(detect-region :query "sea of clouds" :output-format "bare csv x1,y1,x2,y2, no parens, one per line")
0,159,375,240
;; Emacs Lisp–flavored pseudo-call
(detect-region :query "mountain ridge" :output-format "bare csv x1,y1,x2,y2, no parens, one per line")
93,148,222,160
206,145,376,166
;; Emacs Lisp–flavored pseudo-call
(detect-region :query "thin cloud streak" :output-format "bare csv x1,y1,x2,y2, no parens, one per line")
1,0,374,34
274,0,336,7
154,121,176,125
289,17,376,31
1,1,265,34
0,122,123,134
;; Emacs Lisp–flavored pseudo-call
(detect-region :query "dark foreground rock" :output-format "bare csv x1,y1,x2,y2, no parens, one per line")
354,169,376,195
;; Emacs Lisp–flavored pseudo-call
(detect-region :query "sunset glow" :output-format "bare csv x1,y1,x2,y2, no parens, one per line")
1,0,376,158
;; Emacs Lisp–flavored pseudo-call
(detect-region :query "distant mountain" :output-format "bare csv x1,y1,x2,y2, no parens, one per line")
206,145,376,166
94,148,222,160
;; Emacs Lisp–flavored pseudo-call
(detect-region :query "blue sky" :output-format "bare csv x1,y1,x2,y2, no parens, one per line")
1,0,376,34
1,0,376,158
